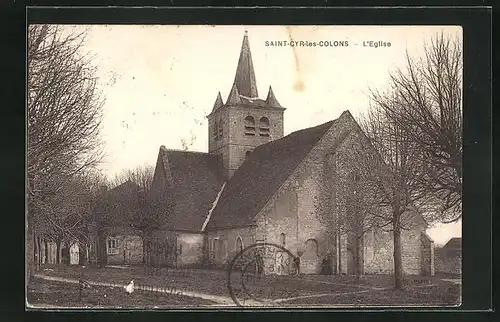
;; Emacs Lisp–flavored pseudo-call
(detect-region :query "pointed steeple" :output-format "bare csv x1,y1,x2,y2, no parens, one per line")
226,82,241,105
211,91,224,112
233,30,258,98
265,86,282,108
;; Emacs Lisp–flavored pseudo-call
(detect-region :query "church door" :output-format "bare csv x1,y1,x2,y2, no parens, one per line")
301,239,320,274
212,239,219,263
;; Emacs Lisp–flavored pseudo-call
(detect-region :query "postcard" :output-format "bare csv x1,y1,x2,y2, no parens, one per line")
26,24,462,309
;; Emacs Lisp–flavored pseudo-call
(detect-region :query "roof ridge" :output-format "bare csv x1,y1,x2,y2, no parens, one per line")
209,119,339,230
162,148,213,155
252,119,337,153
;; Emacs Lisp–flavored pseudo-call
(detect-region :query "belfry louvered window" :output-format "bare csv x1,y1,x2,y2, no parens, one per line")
244,116,256,136
218,119,223,139
259,117,270,137
213,120,218,140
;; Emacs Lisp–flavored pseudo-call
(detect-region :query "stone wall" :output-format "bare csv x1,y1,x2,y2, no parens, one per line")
421,233,435,276
206,226,255,268
362,227,430,275
208,104,284,179
147,230,204,268
207,111,430,276
253,112,384,275
255,158,328,275
363,228,394,274
400,228,425,275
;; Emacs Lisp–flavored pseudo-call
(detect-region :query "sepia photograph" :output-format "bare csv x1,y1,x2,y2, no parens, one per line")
26,24,463,309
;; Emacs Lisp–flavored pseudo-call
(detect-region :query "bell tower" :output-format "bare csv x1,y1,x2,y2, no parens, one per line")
207,31,286,179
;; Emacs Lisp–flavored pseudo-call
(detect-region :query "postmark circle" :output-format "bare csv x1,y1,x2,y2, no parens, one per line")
226,243,299,307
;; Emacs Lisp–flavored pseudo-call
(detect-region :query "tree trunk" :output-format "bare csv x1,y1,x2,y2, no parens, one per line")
355,235,363,284
337,229,342,276
79,243,87,266
28,227,35,279
332,231,338,275
35,235,42,271
55,240,61,265
44,240,49,264
142,233,146,264
393,213,404,290
97,234,107,268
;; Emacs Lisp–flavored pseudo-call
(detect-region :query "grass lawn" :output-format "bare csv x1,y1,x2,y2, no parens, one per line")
27,277,216,308
36,265,233,299
283,284,461,307
30,265,461,308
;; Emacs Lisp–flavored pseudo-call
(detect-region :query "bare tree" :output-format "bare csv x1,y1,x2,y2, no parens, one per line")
108,165,158,236
359,102,430,290
110,165,155,192
28,25,104,196
27,25,104,274
30,169,105,266
317,136,391,283
102,165,169,264
343,170,392,284
27,24,104,272
370,32,462,223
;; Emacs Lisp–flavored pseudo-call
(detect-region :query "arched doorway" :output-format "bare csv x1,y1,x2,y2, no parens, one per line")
301,238,320,274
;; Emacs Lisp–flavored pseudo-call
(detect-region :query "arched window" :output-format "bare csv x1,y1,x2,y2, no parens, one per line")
245,151,251,159
259,117,270,137
236,236,243,253
244,116,256,136
280,233,286,246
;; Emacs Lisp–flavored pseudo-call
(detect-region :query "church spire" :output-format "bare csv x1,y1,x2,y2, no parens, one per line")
265,85,282,108
211,91,224,112
226,82,241,105
233,30,258,99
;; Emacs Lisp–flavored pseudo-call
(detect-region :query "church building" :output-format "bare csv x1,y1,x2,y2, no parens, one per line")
147,31,434,276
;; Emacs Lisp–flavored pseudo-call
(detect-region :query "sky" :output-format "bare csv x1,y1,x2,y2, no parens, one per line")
74,25,462,245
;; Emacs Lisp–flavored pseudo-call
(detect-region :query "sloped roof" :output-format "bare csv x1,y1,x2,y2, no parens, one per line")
233,30,258,98
211,91,224,113
160,149,225,232
265,86,282,108
106,180,141,202
226,82,242,105
443,237,462,250
93,180,142,234
206,120,335,229
109,179,140,192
